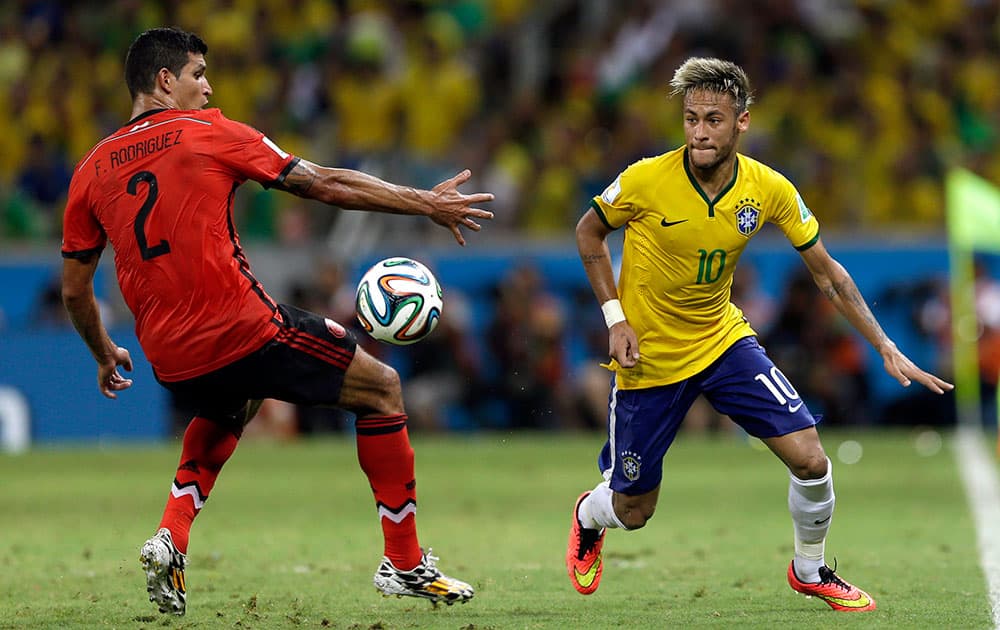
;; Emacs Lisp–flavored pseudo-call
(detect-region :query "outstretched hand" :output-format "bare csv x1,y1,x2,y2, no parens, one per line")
429,170,494,246
879,340,954,394
98,345,134,399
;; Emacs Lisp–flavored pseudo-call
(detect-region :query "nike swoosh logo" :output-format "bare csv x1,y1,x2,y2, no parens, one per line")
573,557,602,588
788,401,803,413
817,592,873,609
813,515,832,525
660,218,688,227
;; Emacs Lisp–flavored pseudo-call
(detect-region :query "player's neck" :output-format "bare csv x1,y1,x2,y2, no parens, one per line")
130,93,179,121
688,155,736,199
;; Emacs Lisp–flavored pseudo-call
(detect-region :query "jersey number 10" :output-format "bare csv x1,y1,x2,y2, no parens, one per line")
696,248,726,284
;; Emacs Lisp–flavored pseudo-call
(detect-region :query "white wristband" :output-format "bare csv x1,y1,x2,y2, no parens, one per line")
601,299,626,328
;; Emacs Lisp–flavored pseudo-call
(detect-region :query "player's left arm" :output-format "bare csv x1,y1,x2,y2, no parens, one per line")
275,159,494,246
62,255,133,399
798,237,953,394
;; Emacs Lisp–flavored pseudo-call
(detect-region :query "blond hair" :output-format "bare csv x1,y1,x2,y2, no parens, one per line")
669,57,753,113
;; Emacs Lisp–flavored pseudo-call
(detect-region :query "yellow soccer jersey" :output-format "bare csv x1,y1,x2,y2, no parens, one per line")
592,146,820,390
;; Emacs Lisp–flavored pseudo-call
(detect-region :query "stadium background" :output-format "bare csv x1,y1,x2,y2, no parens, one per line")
1,0,998,446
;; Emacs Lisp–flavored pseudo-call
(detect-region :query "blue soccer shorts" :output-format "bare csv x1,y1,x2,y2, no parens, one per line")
598,336,817,496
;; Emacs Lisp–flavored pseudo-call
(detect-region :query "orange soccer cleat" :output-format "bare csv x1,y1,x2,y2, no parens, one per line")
565,492,607,595
787,561,877,612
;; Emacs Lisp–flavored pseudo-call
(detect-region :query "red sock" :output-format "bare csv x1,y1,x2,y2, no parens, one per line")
158,416,239,554
355,414,422,569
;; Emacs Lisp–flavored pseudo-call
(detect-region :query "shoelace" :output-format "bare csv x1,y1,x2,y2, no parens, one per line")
423,548,439,571
818,563,850,591
576,526,602,560
158,532,187,569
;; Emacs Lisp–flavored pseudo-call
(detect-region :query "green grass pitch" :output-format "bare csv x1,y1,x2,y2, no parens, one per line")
0,429,994,629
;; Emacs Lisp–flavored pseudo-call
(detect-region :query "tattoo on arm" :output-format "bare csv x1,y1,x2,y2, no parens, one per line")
581,253,606,265
277,162,317,196
834,278,866,310
832,277,884,338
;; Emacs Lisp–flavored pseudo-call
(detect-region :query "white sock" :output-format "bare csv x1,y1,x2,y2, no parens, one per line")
577,481,627,530
788,457,835,583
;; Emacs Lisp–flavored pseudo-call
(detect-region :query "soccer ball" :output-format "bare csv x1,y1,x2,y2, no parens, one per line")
355,257,443,345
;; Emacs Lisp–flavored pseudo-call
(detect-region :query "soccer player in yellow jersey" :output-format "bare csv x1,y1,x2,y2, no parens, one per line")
565,57,954,612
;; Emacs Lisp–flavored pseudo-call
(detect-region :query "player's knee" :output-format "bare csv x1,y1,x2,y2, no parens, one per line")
373,363,405,414
200,409,246,438
383,364,403,396
789,452,829,480
621,506,655,530
615,498,656,530
341,350,409,417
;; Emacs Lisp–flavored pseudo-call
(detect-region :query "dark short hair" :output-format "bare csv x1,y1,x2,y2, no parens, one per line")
124,27,208,98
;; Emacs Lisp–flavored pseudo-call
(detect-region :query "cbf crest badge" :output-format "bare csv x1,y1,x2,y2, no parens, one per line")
734,197,761,237
621,450,642,481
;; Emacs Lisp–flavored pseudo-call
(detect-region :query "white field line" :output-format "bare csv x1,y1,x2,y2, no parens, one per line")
956,426,1000,628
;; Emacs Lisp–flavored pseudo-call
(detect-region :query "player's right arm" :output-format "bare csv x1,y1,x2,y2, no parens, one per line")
576,208,640,368
275,160,494,246
62,254,134,399
61,163,134,399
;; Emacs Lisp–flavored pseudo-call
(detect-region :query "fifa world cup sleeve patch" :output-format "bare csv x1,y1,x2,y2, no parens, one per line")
601,175,623,204
796,193,813,223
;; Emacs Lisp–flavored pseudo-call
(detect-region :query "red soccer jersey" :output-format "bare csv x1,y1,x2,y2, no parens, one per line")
62,108,298,381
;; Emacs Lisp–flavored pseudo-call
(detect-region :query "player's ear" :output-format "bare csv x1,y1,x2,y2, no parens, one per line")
737,109,750,132
156,67,173,93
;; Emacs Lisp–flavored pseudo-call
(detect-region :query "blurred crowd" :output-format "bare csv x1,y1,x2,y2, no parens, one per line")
5,0,999,435
3,0,1000,243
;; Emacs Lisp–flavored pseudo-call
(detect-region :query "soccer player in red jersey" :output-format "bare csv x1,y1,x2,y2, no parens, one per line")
61,27,492,616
